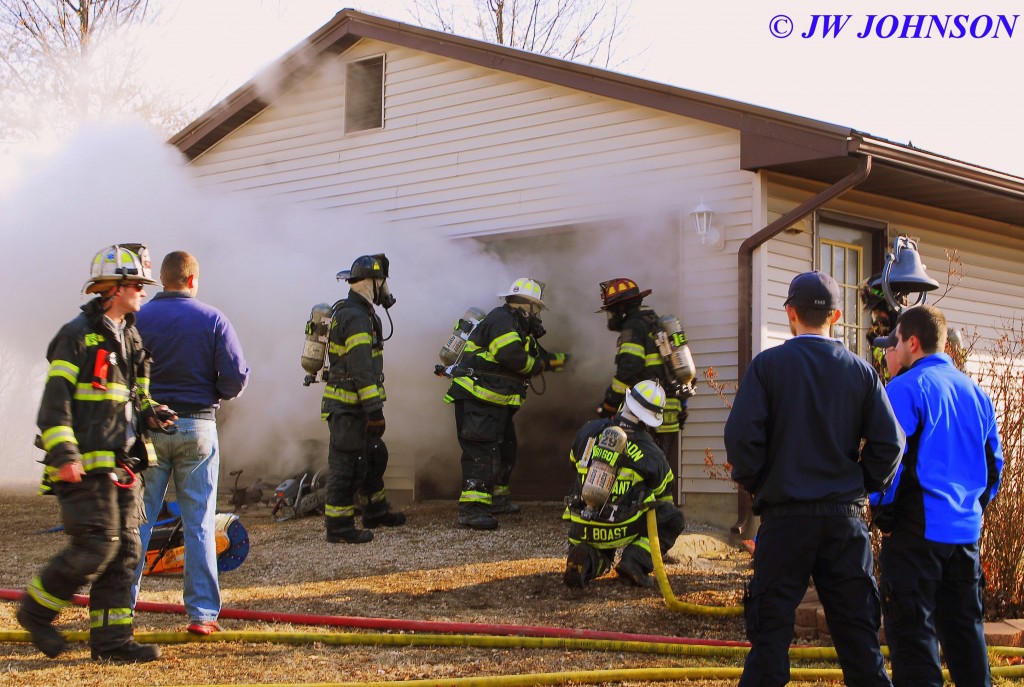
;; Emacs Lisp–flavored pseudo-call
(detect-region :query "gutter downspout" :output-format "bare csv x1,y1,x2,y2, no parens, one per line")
731,155,873,536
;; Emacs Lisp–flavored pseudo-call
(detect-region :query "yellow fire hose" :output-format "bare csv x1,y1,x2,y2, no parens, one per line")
4,628,1024,684
646,507,745,616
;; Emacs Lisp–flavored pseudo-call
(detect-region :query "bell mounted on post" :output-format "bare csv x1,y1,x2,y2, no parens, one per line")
880,235,940,313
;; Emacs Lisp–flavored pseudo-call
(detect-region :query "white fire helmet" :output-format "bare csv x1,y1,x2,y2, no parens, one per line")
624,380,667,428
84,244,158,294
498,277,546,309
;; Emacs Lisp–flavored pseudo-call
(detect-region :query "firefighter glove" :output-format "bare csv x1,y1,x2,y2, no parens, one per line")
596,402,618,418
545,352,569,372
367,409,386,438
143,404,179,435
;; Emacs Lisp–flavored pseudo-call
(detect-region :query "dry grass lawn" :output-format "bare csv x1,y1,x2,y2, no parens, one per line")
0,489,889,687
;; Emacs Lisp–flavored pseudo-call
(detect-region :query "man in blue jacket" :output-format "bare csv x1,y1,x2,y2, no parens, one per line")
874,304,1002,687
131,251,250,635
725,270,904,687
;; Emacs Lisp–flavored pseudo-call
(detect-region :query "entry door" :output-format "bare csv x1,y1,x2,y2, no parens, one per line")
817,218,880,358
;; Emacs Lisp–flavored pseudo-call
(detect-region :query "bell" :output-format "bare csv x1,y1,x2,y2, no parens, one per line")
881,236,940,312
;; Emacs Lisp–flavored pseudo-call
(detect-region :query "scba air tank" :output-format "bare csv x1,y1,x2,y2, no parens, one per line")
656,315,696,389
301,303,333,386
580,425,628,519
439,307,486,366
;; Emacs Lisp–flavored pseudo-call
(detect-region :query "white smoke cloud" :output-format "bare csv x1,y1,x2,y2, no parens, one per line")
0,118,688,502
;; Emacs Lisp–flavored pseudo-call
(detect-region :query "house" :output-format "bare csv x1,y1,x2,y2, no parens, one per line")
170,10,1024,529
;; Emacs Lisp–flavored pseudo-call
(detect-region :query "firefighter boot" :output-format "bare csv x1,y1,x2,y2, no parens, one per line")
457,503,498,530
92,640,162,663
362,500,407,529
615,550,654,588
16,595,65,658
490,494,522,515
564,544,595,588
326,516,374,544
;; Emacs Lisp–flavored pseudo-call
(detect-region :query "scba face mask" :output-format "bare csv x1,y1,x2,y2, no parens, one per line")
374,279,396,309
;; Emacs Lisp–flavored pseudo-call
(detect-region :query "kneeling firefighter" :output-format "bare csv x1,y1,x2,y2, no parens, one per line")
443,278,569,530
564,380,685,588
595,278,695,475
320,254,406,544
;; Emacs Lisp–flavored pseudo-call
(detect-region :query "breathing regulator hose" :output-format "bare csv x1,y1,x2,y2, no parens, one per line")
646,508,745,616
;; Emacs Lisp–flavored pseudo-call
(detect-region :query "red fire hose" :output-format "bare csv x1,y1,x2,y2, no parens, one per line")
0,587,748,648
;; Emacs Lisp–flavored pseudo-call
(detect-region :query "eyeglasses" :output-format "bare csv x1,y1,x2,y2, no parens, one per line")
119,282,146,292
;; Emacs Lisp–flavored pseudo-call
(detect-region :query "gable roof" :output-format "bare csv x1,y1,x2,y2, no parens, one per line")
170,9,1024,228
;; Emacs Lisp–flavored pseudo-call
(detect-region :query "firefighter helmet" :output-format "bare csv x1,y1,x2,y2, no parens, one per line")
84,244,158,294
336,253,389,282
499,277,546,309
623,380,666,428
597,278,652,312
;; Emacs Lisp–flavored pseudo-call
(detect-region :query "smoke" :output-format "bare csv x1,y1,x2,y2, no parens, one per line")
0,119,687,501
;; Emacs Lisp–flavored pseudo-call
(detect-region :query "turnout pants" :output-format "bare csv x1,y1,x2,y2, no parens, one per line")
27,471,143,651
741,513,891,687
880,532,990,687
454,399,516,507
325,411,389,533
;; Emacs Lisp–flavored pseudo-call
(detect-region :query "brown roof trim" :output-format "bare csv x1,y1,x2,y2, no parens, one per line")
851,136,1024,200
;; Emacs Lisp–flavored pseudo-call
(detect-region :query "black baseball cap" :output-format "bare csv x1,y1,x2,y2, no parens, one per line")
784,271,841,310
872,334,897,349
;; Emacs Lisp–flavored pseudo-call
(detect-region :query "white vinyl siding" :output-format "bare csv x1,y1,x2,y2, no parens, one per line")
188,38,756,501
760,175,1024,362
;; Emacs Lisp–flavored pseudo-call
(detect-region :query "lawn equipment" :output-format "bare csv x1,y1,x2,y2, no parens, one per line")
271,469,327,522
143,503,250,575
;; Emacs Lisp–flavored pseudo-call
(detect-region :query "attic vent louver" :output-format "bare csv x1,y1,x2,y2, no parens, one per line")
345,55,384,134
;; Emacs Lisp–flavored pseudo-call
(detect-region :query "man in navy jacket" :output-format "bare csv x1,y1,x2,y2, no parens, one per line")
726,271,904,687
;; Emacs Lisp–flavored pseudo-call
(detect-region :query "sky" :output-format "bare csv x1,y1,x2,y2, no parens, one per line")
146,0,1024,178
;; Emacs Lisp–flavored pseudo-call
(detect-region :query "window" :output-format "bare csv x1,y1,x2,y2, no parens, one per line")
820,238,864,353
345,55,384,133
816,213,887,359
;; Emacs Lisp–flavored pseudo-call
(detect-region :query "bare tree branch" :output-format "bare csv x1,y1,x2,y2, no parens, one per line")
408,0,632,68
0,0,190,140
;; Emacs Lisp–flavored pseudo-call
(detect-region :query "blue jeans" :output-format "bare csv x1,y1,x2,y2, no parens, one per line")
131,418,221,623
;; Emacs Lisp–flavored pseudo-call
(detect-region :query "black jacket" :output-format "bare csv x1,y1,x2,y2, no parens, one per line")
725,336,904,514
445,304,546,408
322,290,386,417
37,298,156,489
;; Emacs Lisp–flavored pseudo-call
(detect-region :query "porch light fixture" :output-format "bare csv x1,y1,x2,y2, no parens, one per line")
691,200,723,249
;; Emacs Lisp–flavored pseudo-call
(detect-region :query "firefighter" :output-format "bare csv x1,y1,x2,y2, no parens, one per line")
444,278,568,530
595,278,687,467
564,380,685,588
18,244,176,663
321,254,406,544
859,273,899,384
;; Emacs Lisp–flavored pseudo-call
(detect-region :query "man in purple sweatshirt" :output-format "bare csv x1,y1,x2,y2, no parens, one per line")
130,251,250,635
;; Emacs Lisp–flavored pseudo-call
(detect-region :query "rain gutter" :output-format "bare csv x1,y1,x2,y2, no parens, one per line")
731,154,872,536
737,154,874,378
